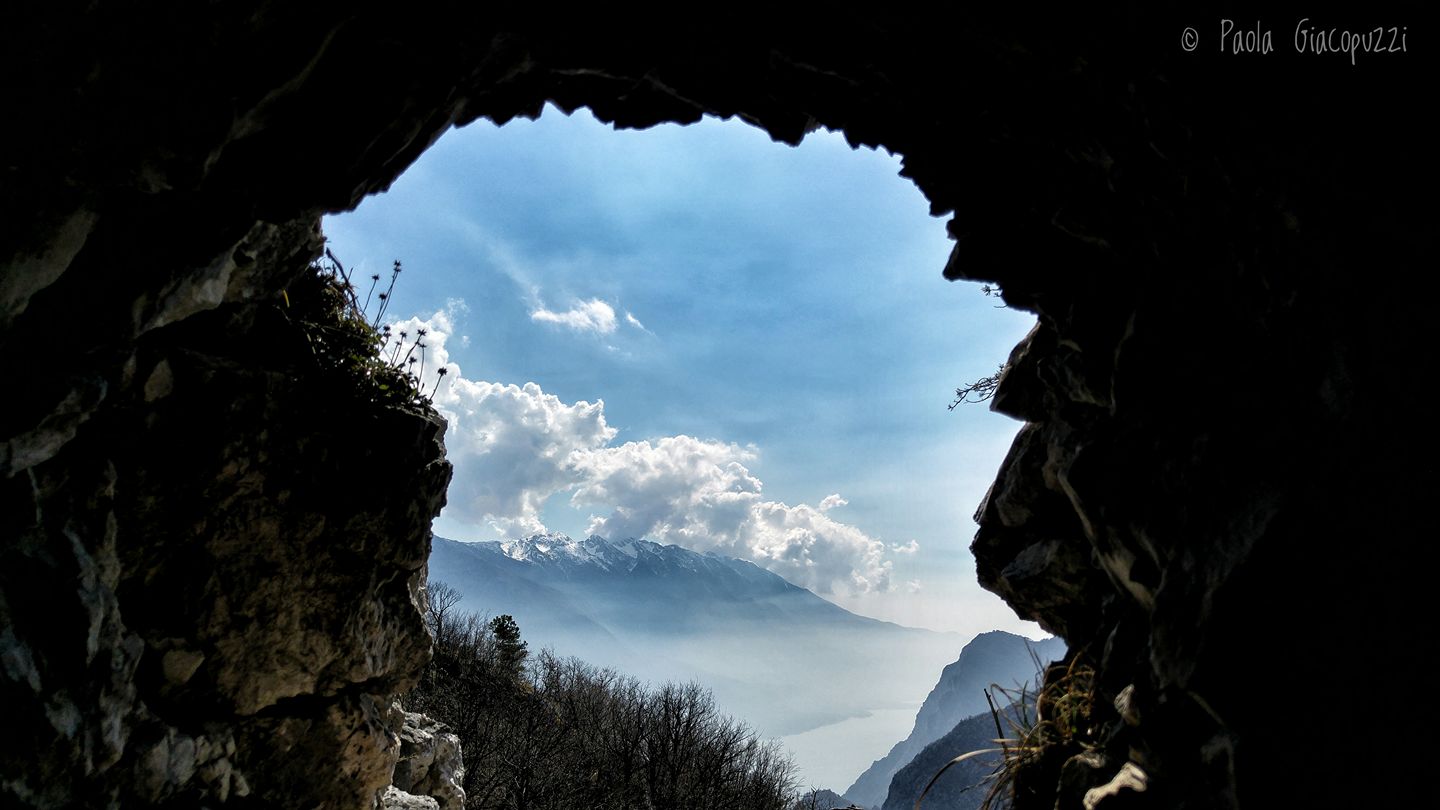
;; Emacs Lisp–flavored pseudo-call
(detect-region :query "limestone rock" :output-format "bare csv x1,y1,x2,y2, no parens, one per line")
379,785,440,810
389,712,465,810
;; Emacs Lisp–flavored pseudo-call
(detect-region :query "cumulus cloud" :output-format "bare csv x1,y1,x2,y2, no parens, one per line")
891,540,920,555
384,303,462,390
572,441,892,594
394,304,901,596
530,298,617,334
381,304,614,536
570,436,762,550
438,380,615,535
742,499,893,594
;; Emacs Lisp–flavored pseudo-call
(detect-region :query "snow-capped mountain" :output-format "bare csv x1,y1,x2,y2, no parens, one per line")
448,533,888,635
428,533,962,741
493,532,793,590
496,532,809,591
498,532,647,568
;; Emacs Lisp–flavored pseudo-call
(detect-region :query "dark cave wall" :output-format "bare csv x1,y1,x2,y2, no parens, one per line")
1,214,451,806
2,5,1430,808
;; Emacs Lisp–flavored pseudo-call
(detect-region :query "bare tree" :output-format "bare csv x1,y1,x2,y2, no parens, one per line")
405,596,800,810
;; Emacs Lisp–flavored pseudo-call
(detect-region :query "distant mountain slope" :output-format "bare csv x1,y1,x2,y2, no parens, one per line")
798,787,858,809
843,631,1065,809
879,704,1025,810
428,534,962,740
426,534,629,656
475,533,898,634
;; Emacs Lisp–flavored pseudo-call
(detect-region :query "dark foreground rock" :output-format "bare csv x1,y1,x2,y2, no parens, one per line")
0,231,451,806
2,5,1430,808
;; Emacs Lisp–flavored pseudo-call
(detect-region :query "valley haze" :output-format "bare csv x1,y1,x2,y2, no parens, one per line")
429,533,969,788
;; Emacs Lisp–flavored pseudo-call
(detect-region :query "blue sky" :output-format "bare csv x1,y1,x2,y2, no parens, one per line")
323,105,1039,636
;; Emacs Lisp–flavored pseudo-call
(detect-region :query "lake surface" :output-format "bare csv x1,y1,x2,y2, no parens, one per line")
779,704,921,795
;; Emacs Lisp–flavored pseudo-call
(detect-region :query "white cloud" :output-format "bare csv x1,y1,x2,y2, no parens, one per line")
444,297,470,317
624,311,650,332
572,440,894,595
570,435,762,550
891,540,920,555
384,302,463,396
395,305,901,596
530,298,617,334
438,379,615,535
742,499,893,594
383,304,614,536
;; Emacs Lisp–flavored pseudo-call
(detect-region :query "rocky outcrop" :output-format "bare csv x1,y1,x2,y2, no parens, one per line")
388,712,464,810
2,5,1428,808
378,785,439,810
1,209,450,804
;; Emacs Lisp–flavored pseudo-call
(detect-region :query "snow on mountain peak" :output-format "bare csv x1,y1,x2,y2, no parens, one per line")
498,531,576,562
497,533,661,571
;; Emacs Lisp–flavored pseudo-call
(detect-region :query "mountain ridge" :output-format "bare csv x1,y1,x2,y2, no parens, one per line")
427,533,963,750
440,533,936,636
843,631,1066,809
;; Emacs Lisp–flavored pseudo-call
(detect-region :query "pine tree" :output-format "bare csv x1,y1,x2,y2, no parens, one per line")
489,614,528,676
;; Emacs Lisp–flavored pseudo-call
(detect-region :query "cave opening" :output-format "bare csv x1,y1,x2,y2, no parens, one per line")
4,10,1427,809
320,103,1044,791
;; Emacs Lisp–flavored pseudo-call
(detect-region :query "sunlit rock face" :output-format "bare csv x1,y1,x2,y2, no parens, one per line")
388,712,464,810
0,6,1425,809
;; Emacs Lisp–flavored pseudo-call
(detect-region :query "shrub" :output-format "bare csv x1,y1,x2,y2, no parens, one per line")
284,247,441,408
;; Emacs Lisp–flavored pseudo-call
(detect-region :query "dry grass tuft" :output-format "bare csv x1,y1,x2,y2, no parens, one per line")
915,655,1097,810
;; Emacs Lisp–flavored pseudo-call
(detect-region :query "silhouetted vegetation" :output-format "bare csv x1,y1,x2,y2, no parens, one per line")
910,655,1097,810
948,285,1010,410
407,582,802,810
793,787,865,810
286,247,437,408
949,364,1006,410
